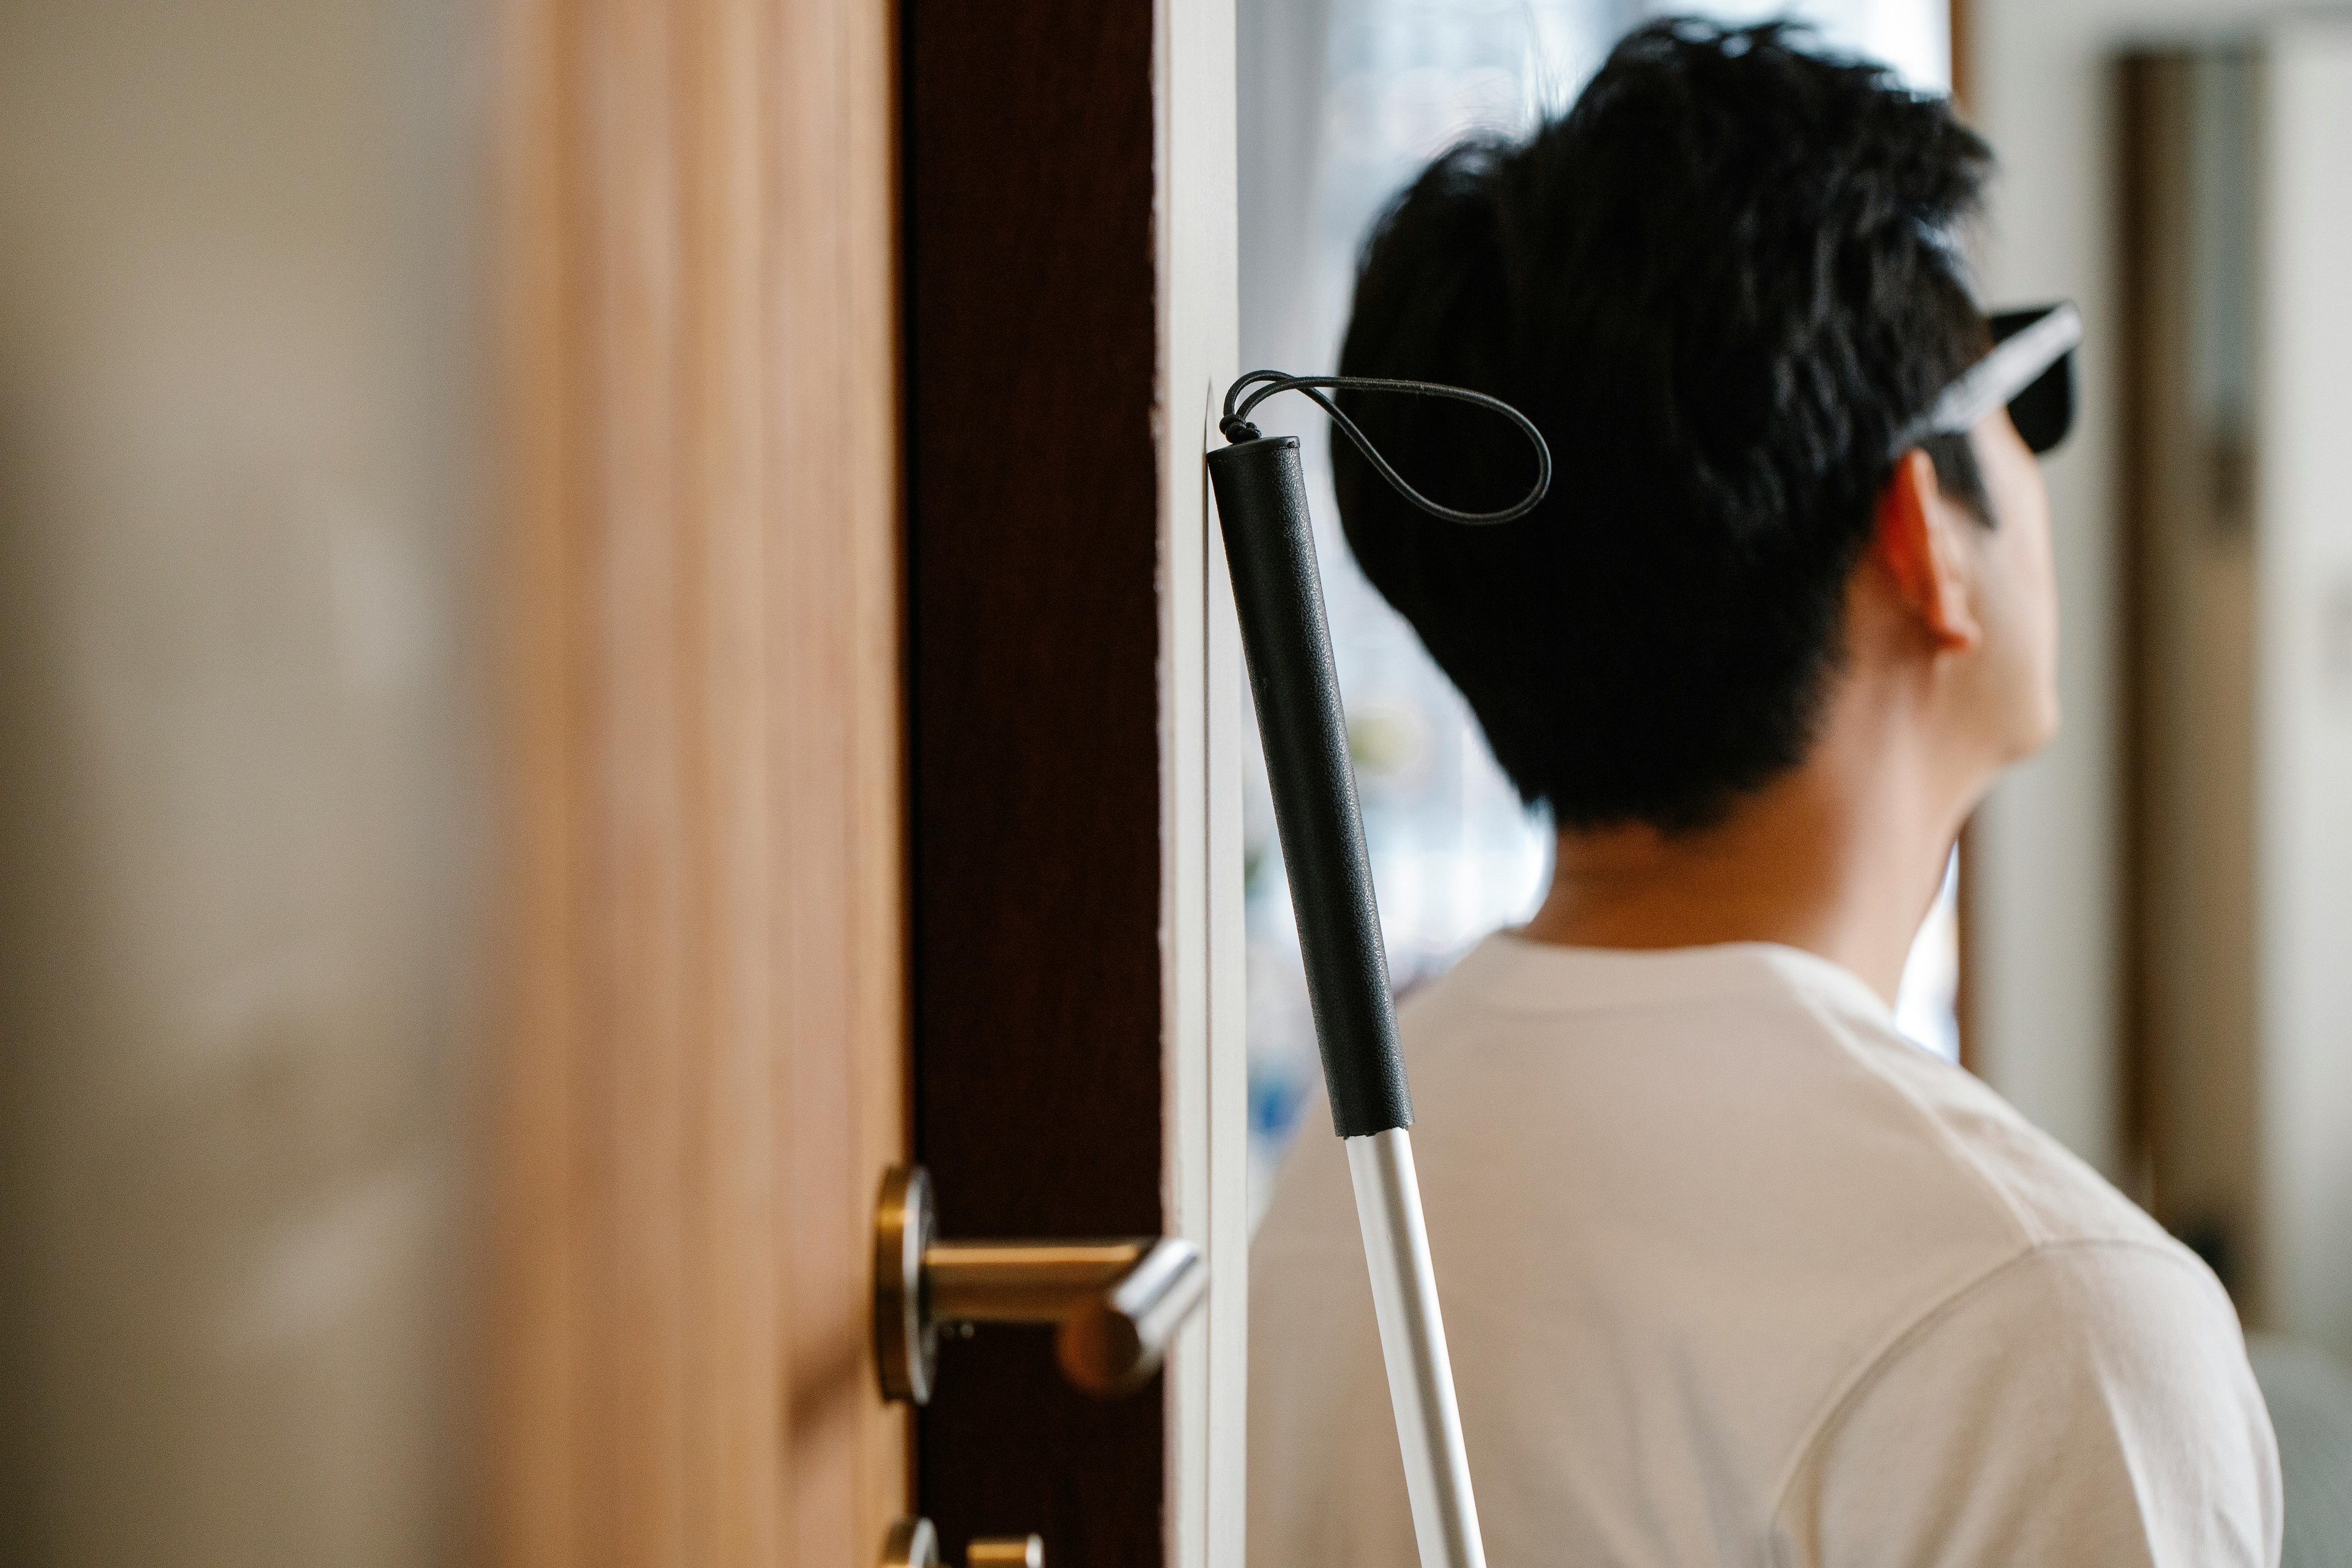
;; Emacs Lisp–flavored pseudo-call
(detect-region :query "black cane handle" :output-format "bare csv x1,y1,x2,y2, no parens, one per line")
1208,375,1549,1139
1210,435,1408,1136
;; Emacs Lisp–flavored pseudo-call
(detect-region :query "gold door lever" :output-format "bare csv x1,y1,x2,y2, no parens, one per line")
872,1164,1207,1403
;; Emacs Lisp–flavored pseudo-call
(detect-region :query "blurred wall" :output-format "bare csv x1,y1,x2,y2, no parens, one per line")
1964,0,2351,1181
2250,24,2352,1359
0,2,486,1564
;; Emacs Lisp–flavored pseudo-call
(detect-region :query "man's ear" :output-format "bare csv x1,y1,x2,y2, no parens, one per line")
1872,448,1984,653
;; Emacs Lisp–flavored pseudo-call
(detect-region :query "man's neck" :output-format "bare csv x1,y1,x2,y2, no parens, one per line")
1517,687,1972,1003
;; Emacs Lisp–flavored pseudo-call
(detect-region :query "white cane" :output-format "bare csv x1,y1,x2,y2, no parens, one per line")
1207,371,1551,1568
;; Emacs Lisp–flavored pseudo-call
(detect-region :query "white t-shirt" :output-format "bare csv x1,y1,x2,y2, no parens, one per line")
1249,935,2281,1567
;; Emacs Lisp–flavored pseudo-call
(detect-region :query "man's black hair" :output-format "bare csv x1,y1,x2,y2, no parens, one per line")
1332,18,1994,832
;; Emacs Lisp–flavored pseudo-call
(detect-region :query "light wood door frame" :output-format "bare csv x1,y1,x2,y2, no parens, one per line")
488,0,910,1563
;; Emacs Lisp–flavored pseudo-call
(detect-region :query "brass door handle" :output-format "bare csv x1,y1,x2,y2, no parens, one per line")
872,1164,1207,1403
883,1517,1042,1568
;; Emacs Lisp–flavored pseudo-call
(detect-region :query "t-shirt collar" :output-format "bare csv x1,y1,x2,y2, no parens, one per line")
1447,929,1899,1032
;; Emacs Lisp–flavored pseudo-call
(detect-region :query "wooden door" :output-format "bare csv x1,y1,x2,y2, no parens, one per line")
488,0,1242,1562
488,0,911,1563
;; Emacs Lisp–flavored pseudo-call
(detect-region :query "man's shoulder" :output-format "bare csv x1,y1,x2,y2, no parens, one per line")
1777,1234,2274,1563
1418,933,2174,1250
1394,932,2188,1302
1827,1000,2176,1255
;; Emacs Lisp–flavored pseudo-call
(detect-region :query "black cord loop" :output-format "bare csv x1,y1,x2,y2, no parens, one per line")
1218,371,1553,526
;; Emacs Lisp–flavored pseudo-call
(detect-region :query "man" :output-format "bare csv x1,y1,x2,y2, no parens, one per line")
1248,21,2280,1566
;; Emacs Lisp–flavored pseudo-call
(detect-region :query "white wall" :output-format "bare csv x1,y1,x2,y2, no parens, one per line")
0,2,486,1561
1965,0,2351,1178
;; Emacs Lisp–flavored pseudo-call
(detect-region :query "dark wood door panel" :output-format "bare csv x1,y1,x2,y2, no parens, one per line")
903,0,1169,1561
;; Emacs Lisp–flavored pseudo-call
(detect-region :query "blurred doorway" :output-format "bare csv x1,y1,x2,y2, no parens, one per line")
2117,24,2352,1357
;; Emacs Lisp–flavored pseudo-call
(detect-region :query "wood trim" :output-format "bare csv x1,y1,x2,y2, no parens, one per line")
2114,51,2163,1213
1949,0,1973,113
1956,821,1980,1076
1947,0,1975,1077
489,0,909,1562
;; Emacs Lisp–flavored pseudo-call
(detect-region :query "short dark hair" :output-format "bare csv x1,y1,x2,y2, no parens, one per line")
1332,20,1993,832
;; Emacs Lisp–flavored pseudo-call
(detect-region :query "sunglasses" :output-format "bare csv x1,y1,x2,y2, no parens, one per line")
1897,301,2082,457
